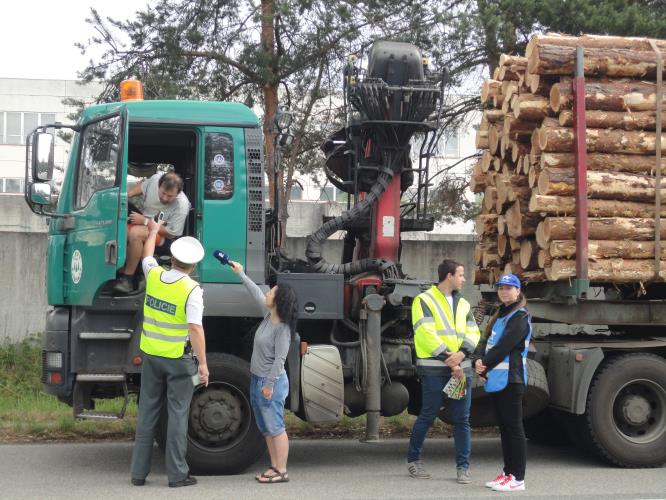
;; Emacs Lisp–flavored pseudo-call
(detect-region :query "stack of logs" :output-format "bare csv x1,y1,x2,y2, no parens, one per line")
473,33,666,285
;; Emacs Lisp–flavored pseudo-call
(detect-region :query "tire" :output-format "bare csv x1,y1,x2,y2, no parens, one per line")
441,359,549,427
579,353,666,468
183,353,266,474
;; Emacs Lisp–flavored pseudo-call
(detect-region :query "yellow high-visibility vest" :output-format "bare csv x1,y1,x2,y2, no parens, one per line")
140,267,199,358
412,285,480,361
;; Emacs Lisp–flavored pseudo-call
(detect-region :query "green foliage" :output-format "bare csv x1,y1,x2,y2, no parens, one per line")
0,336,43,398
0,336,139,441
540,0,666,38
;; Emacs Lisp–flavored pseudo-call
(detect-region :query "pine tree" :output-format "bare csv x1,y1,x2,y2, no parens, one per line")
76,0,436,241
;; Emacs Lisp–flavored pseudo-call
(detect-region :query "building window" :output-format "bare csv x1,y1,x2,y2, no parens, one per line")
6,112,21,145
0,178,24,194
0,111,56,145
24,113,38,141
439,129,459,158
290,185,303,200
319,186,335,201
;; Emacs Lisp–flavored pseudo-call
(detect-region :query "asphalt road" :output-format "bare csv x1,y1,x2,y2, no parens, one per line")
0,438,664,499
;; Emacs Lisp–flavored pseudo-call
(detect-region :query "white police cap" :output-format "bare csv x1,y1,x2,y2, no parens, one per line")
170,236,205,264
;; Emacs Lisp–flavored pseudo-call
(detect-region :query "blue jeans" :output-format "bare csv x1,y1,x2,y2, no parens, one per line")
251,373,289,437
407,373,472,470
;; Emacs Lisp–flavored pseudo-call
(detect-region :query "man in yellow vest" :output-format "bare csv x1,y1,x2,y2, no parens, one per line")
130,218,209,488
407,259,480,483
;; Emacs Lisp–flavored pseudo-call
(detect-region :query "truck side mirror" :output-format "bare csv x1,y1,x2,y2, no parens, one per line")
32,132,55,182
29,182,52,206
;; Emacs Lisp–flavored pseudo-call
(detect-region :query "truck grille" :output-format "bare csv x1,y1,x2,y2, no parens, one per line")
245,128,264,233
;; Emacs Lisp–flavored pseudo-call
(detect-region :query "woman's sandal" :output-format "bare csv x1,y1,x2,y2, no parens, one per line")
257,467,289,483
255,466,280,481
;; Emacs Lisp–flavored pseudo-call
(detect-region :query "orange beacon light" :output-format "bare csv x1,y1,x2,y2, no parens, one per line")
119,79,144,101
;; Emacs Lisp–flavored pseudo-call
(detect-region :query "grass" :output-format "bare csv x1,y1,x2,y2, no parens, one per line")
0,336,476,442
0,335,137,442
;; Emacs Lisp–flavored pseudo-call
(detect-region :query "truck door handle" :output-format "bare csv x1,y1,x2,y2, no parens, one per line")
105,240,117,264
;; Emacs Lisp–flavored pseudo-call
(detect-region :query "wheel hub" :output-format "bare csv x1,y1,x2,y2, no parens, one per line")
620,395,651,426
612,379,666,444
190,388,242,442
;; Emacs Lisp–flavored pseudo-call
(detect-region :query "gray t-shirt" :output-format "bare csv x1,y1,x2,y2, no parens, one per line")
239,272,291,389
141,173,191,237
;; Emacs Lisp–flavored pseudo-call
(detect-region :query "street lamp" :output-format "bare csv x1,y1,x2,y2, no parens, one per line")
273,108,294,147
274,108,292,133
270,108,293,251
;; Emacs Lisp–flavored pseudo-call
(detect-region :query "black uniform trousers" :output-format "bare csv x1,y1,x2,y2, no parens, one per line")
130,352,196,483
491,382,526,481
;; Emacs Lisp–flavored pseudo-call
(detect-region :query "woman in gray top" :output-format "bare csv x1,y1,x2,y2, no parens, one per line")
230,261,297,484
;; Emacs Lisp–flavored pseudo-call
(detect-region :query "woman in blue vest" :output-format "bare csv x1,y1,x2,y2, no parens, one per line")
473,274,531,492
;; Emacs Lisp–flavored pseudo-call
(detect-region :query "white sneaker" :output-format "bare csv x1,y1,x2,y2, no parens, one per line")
485,471,506,488
492,474,525,492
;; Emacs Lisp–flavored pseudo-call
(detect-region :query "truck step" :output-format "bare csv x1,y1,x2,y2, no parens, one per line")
73,376,129,420
76,374,126,382
79,331,132,340
75,411,121,420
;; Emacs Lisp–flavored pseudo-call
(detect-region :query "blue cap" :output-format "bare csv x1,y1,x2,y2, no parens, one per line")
495,273,521,289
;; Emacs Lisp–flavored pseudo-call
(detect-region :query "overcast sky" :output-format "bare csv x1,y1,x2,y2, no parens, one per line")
2,0,145,80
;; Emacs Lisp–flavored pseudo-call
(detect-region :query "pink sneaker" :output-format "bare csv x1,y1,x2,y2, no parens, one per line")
485,471,506,488
492,474,525,492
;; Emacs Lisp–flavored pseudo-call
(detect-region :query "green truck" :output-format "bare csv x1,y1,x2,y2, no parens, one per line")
24,41,666,473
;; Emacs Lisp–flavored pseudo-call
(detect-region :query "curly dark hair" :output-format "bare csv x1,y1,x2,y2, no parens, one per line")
274,283,299,339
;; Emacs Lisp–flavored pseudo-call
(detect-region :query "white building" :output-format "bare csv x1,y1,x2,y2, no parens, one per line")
0,78,103,195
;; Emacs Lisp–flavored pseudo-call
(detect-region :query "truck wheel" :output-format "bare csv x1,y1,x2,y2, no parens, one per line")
185,353,265,474
582,353,666,467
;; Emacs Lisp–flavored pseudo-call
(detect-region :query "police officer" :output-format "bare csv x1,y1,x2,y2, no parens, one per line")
130,218,209,488
407,259,480,483
474,274,531,492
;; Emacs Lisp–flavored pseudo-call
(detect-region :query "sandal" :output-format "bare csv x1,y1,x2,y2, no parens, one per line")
257,469,289,483
255,466,280,481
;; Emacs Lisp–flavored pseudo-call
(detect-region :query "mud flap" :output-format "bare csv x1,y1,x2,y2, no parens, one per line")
301,345,344,423
286,333,301,412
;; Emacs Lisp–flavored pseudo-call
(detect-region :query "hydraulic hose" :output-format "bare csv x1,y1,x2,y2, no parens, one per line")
305,167,396,274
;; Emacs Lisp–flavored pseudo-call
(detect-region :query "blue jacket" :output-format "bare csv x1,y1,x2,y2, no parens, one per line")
480,303,531,390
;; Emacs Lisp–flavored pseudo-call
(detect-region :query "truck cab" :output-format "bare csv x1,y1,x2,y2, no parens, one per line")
26,88,274,473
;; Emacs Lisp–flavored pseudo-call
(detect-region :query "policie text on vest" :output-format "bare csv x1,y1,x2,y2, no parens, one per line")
146,294,178,315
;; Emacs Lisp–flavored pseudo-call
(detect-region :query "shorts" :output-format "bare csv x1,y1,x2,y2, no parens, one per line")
250,372,289,437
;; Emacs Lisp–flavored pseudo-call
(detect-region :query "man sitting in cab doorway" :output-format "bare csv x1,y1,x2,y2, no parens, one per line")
113,172,191,294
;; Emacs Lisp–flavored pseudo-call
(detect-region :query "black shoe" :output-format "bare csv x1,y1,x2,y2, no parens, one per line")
135,276,146,293
113,275,135,294
131,478,145,486
168,475,197,488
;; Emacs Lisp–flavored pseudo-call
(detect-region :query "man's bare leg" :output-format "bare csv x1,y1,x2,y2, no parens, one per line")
122,225,149,275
